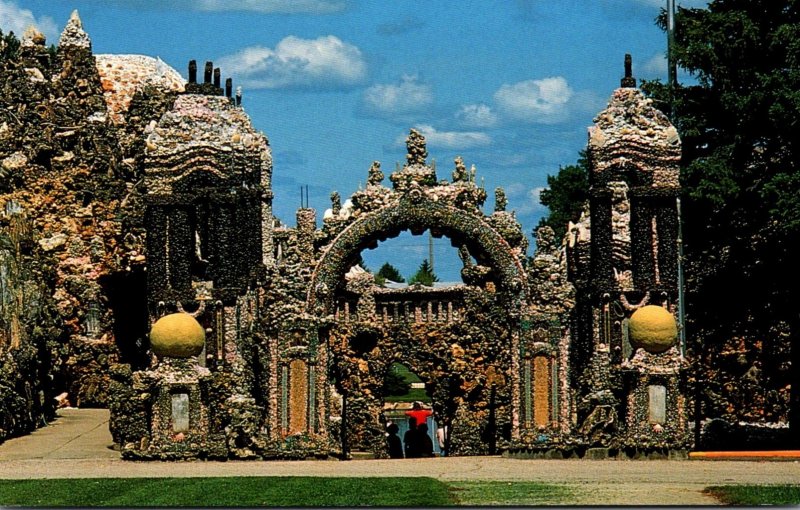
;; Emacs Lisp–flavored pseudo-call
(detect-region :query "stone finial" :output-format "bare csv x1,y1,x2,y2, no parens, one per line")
367,161,384,186
213,68,221,88
204,61,213,84
452,156,467,182
330,191,342,215
405,128,427,166
494,187,507,212
21,25,46,47
188,60,197,84
225,78,233,98
621,53,636,88
58,10,91,49
235,86,242,106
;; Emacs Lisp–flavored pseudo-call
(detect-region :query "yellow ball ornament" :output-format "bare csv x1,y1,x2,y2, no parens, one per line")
149,313,206,358
628,305,677,354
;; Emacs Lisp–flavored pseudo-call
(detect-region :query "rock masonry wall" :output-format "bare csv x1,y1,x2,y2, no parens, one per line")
0,13,185,443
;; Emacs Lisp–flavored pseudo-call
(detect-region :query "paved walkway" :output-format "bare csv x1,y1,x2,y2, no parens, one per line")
2,409,800,505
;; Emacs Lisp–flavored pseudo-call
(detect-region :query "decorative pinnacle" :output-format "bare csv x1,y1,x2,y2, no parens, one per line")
621,53,636,88
405,128,427,166
21,25,46,47
58,10,91,49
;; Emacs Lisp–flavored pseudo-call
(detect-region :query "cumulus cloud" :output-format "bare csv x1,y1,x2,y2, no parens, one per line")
455,103,498,128
196,0,346,13
0,1,58,41
217,35,366,90
494,76,573,124
396,124,491,150
362,74,433,116
512,186,548,215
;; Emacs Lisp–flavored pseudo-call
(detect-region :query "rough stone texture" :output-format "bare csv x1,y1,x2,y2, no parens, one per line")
95,54,185,125
588,88,680,189
2,21,781,459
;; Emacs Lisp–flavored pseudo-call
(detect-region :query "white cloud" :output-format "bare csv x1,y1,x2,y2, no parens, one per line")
0,1,58,42
217,35,366,90
362,75,433,116
513,186,548,215
455,103,498,128
396,124,491,150
494,76,573,124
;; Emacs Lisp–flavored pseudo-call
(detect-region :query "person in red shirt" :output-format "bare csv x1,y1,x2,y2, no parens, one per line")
404,401,432,425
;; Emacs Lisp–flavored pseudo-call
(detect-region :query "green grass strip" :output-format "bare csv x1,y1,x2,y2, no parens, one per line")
0,477,455,507
705,485,800,506
448,481,575,506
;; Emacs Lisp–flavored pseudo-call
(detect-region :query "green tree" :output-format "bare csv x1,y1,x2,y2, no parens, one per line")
537,150,590,240
642,0,800,439
382,364,411,396
376,262,405,286
408,259,439,286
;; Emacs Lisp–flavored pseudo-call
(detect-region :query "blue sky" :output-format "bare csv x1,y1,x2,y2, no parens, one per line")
2,0,708,281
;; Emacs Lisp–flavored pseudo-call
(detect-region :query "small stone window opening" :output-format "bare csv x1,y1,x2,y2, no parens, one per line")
171,393,190,432
84,302,101,336
648,384,667,424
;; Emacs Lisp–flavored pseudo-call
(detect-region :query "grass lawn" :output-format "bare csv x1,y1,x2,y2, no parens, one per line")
704,485,800,505
448,481,575,506
0,477,454,507
0,477,576,507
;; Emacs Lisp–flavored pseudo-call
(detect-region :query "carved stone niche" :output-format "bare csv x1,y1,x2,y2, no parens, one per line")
277,323,321,437
521,325,560,432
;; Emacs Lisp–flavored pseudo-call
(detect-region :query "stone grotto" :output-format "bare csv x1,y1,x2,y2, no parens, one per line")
1,11,705,460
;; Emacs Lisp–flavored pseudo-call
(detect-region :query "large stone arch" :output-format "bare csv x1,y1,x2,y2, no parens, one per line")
307,193,528,313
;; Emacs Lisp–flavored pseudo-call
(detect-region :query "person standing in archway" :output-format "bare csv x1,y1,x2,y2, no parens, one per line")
405,401,432,425
404,417,419,458
417,422,435,457
386,423,403,459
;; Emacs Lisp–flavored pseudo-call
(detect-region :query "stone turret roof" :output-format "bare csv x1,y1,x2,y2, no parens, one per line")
588,88,681,188
95,54,185,124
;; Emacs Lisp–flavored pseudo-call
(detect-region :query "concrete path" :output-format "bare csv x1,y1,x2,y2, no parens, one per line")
2,409,800,505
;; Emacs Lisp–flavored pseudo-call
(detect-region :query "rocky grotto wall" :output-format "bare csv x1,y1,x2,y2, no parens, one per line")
0,12,190,442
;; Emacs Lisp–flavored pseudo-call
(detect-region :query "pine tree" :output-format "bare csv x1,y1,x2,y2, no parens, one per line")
376,262,405,284
408,259,439,286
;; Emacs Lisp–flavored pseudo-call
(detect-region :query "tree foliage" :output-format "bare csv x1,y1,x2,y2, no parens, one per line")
537,150,590,240
382,364,411,396
408,259,439,286
641,0,800,431
0,29,21,61
376,262,404,285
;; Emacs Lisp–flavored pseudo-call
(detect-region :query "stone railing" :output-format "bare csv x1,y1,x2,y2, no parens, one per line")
334,296,464,325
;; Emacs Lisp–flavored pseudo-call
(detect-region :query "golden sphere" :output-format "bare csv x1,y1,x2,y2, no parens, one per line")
149,313,205,358
628,305,677,354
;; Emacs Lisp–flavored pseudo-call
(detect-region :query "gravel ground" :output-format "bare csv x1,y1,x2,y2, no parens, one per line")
2,409,799,505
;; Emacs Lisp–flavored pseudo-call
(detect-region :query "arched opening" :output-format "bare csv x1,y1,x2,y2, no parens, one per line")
382,362,442,458
307,195,527,314
316,195,525,458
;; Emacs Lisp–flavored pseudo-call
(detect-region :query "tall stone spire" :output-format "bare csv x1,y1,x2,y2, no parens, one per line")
58,10,91,50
